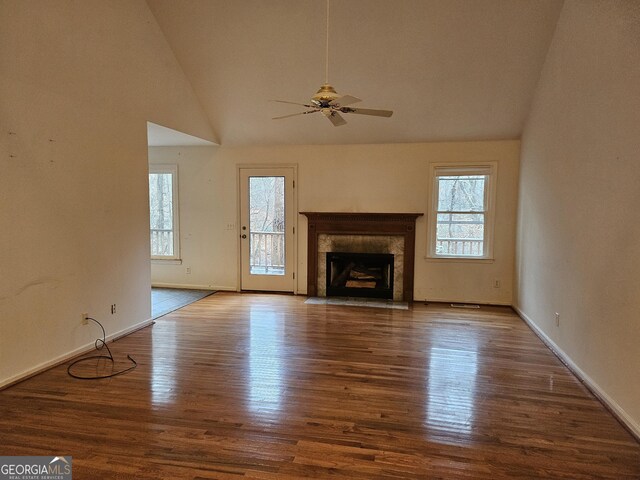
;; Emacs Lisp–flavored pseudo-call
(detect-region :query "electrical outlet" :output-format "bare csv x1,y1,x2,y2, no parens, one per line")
81,313,89,325
555,312,560,326
493,279,501,288
111,304,116,315
186,267,191,274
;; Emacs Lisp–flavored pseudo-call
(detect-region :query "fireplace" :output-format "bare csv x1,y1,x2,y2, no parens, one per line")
326,252,394,299
301,212,423,302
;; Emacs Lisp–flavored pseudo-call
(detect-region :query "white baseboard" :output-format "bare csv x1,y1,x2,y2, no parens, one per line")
0,317,153,390
419,296,512,306
513,305,640,440
151,282,235,291
107,318,154,342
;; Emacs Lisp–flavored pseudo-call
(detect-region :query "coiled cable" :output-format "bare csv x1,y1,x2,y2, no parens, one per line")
67,317,137,380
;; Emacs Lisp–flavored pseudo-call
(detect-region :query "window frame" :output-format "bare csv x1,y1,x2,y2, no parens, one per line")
427,162,497,260
149,164,180,261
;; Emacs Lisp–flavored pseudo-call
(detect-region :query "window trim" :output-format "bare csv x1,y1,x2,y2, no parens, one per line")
427,162,497,260
149,164,180,261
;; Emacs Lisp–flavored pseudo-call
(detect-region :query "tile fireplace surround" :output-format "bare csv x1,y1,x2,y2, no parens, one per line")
301,212,423,302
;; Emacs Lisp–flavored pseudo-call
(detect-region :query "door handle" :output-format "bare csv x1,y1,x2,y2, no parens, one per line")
241,234,247,239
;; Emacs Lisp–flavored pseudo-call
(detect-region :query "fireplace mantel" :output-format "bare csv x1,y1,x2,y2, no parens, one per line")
301,212,423,301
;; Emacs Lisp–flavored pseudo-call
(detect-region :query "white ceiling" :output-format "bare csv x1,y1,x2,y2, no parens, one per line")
147,0,564,146
147,122,217,146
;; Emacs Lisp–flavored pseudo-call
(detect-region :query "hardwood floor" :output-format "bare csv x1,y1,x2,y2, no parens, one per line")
1,293,638,479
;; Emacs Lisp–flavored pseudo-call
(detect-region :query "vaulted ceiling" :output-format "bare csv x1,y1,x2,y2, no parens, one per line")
146,0,564,146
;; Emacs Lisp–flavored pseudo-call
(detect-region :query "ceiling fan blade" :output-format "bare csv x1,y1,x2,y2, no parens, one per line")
272,110,319,120
341,107,393,117
326,111,347,127
271,99,314,108
329,95,361,107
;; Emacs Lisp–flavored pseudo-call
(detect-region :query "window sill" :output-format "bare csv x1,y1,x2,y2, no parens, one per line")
151,258,182,265
425,256,495,264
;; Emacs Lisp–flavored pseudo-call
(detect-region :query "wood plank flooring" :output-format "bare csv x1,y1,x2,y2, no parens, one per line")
1,293,638,479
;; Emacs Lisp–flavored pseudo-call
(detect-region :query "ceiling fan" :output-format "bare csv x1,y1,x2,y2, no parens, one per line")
272,0,393,127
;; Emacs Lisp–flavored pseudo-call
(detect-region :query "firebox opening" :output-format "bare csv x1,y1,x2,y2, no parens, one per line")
326,252,394,299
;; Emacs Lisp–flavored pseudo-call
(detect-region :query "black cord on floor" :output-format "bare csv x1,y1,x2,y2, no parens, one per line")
67,317,137,380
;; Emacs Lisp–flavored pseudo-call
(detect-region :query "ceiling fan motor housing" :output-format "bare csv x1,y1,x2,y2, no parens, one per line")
312,83,340,106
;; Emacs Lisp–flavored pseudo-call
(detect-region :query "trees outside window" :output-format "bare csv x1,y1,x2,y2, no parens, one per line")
149,165,179,260
428,164,496,259
248,176,285,274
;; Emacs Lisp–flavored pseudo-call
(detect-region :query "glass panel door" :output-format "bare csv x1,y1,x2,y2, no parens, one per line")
240,167,295,292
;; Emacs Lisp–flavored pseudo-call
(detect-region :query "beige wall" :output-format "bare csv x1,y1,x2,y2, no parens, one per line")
149,146,229,290
0,1,214,386
150,141,520,305
516,0,640,435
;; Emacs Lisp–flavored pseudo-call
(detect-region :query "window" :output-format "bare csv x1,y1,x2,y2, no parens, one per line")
149,165,180,260
428,163,496,259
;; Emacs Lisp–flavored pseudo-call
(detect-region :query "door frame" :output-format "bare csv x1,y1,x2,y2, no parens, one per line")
236,164,298,294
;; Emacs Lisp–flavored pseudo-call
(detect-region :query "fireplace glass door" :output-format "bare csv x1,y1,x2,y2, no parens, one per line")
326,252,394,299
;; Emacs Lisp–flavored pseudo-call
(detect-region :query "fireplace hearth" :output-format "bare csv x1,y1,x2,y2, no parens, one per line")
326,252,394,299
